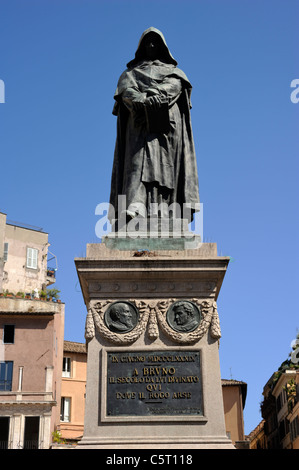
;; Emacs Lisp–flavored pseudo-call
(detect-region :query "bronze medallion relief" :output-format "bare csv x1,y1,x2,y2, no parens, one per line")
166,300,201,333
104,301,139,333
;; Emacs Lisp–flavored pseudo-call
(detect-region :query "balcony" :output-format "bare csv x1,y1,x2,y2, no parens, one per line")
46,251,57,286
46,267,56,286
23,440,39,449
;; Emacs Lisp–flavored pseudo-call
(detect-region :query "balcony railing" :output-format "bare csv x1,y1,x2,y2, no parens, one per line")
47,267,56,279
23,440,39,449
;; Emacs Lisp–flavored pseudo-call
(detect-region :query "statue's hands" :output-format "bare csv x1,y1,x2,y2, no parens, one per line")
145,95,163,109
146,88,160,97
131,92,168,127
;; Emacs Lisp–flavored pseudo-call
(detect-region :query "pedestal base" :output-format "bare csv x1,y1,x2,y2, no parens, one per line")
75,242,233,450
77,437,234,449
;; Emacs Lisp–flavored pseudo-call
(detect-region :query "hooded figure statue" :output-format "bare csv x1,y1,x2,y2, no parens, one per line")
109,27,200,228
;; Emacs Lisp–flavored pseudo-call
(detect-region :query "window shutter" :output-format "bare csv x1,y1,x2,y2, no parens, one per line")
64,398,70,422
3,243,8,262
27,248,38,269
61,397,71,422
62,357,71,377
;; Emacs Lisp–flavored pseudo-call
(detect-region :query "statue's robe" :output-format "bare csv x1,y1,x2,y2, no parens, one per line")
109,28,199,223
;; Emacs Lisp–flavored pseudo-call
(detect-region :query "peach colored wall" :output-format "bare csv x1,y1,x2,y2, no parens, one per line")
60,352,86,440
222,385,244,443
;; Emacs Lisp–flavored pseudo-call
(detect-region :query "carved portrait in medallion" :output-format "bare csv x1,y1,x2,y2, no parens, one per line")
104,301,139,333
166,300,201,333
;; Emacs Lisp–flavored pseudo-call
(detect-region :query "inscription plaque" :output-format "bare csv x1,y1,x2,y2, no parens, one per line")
106,350,203,417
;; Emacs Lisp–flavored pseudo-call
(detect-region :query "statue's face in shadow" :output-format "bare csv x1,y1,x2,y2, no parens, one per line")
142,33,161,60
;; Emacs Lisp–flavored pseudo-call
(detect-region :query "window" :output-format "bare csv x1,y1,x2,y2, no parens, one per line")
26,248,38,269
0,417,10,449
62,357,71,377
278,418,289,442
60,397,71,422
0,361,13,391
278,420,285,441
23,417,39,449
276,394,281,411
3,243,8,262
290,416,299,441
268,413,277,433
276,389,287,411
3,325,15,344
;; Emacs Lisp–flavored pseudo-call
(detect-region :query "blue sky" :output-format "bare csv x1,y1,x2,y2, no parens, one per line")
0,0,298,436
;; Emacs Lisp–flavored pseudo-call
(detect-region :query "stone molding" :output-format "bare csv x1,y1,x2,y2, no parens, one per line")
0,402,53,414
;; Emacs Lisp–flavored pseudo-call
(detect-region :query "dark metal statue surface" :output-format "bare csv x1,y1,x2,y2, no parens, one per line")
109,27,200,227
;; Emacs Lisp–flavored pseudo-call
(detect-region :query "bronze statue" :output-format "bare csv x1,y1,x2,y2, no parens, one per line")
109,27,199,228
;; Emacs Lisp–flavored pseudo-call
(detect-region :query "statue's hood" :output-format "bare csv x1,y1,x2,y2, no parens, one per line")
127,27,178,68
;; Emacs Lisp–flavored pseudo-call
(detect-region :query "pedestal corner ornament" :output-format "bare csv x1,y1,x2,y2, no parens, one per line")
85,298,221,345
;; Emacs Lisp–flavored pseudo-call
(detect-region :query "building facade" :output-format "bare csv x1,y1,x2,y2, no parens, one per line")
221,379,248,448
259,363,299,449
248,420,267,449
0,213,64,449
59,341,86,443
0,212,57,297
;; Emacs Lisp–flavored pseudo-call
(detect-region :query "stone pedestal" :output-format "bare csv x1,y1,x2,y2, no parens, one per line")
75,242,234,449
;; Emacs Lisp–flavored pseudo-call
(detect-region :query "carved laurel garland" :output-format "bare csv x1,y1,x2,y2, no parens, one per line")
85,298,221,345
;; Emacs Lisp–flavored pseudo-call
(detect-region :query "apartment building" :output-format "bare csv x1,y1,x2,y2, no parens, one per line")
222,378,248,447
248,420,267,449
259,360,299,449
0,212,57,296
59,341,86,442
0,213,64,449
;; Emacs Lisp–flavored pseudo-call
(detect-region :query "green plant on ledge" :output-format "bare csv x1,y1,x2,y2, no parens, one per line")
46,288,60,301
52,430,65,444
284,378,297,412
4,290,14,298
39,290,47,299
16,292,25,298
